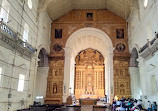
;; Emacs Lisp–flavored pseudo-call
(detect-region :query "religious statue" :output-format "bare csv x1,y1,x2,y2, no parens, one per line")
53,83,57,93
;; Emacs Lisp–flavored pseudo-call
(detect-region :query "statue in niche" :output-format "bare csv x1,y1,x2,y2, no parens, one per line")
120,84,125,95
120,89,125,95
55,70,58,76
120,70,123,76
53,83,57,94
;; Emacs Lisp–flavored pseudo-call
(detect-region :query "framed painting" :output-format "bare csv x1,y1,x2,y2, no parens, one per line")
116,29,124,39
55,29,62,38
87,13,93,21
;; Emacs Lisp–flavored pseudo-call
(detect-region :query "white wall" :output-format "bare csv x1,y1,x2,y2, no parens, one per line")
0,0,51,110
128,0,158,108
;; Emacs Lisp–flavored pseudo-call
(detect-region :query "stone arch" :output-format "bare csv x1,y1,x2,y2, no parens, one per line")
34,48,49,103
130,48,139,67
129,47,142,99
63,27,114,103
38,48,48,67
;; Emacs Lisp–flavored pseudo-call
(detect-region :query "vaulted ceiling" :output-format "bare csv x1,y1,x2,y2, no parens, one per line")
39,0,138,21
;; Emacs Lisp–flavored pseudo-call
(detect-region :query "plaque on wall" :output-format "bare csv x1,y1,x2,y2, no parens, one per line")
87,13,93,21
55,29,62,38
116,29,124,39
116,43,125,52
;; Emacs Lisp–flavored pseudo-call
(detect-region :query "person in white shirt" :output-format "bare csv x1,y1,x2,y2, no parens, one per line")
147,101,152,111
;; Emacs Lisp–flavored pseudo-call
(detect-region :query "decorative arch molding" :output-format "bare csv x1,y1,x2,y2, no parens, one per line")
36,45,49,67
34,46,49,104
63,28,114,103
65,28,113,58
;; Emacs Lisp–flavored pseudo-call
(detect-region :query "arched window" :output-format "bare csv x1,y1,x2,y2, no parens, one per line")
0,0,10,23
17,74,25,92
28,0,32,9
144,0,148,8
23,23,29,42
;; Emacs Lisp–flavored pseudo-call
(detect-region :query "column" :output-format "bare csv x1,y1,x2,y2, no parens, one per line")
35,67,49,104
129,67,141,99
137,57,145,99
63,48,71,103
108,48,114,103
104,48,114,103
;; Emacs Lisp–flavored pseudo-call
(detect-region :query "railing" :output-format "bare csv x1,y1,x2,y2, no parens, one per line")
139,33,158,53
0,21,36,53
0,21,17,39
138,33,158,58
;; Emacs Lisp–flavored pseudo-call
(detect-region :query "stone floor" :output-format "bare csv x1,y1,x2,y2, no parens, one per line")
56,101,112,111
56,107,111,111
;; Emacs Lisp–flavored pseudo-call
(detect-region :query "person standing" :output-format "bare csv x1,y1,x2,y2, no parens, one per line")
152,102,157,111
147,101,152,111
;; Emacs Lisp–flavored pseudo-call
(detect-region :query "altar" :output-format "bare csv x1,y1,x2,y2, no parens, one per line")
79,98,97,106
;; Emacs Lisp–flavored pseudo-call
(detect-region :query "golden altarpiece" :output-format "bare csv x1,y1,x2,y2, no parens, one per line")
75,49,105,99
45,56,64,104
45,10,131,104
114,56,131,99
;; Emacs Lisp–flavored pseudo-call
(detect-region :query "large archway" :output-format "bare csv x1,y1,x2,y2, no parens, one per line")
129,48,142,99
34,48,49,103
63,28,114,103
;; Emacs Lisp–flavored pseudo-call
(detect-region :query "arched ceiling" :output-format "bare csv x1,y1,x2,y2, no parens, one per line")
39,0,137,21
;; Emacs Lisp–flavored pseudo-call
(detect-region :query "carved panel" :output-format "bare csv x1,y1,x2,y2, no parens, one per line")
45,58,64,104
49,10,131,101
114,57,131,99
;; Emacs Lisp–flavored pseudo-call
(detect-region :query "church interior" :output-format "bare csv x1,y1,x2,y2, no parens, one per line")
0,0,158,111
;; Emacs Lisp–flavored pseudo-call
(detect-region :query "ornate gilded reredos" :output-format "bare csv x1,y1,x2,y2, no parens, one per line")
45,9,131,104
75,49,105,99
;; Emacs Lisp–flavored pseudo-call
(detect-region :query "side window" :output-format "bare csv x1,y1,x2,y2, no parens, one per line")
28,0,32,9
144,0,148,8
17,74,25,92
23,23,29,42
0,0,10,23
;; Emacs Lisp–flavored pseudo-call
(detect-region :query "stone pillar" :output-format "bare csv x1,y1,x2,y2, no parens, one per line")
105,48,114,103
35,67,49,104
63,48,71,103
129,67,141,99
137,57,145,99
69,57,75,95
